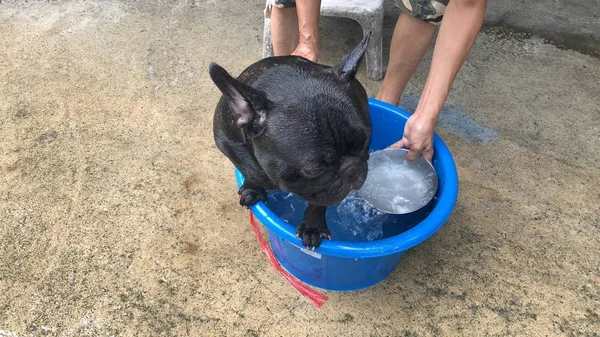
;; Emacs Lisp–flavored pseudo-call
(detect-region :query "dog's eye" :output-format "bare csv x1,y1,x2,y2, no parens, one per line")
301,166,327,178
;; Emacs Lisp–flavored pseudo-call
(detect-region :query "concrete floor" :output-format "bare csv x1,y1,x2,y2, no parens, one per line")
1,1,599,336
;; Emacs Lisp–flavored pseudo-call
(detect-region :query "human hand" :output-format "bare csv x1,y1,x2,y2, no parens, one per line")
291,41,319,63
389,113,436,162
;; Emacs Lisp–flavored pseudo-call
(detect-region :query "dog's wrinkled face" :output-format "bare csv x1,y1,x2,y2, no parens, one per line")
209,34,372,206
253,93,371,206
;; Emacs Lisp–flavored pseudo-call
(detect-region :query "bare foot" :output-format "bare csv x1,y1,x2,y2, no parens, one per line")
291,42,319,63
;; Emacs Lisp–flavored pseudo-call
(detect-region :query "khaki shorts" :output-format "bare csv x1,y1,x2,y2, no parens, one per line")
265,0,449,26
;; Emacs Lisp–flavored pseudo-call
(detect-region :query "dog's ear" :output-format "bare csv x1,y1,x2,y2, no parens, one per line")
209,62,270,138
332,32,371,82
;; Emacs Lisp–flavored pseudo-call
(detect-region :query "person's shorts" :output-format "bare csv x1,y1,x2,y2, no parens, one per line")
265,0,449,26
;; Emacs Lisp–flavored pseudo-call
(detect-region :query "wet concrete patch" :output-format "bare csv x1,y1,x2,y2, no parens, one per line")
400,95,498,143
36,130,58,144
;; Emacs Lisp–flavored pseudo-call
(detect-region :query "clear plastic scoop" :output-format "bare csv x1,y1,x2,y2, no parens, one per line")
357,148,439,214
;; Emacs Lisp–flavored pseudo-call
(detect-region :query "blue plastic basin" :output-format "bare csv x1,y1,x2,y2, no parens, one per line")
235,98,459,291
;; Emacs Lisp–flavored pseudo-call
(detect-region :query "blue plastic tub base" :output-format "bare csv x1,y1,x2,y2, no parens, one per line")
268,230,404,292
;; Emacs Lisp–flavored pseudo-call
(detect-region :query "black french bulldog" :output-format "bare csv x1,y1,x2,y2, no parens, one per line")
209,33,372,249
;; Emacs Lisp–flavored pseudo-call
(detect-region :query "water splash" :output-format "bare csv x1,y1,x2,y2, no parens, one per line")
264,190,434,243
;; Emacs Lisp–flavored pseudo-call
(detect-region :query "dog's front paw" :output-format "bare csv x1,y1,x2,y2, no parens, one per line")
296,204,331,249
237,182,267,208
296,222,331,249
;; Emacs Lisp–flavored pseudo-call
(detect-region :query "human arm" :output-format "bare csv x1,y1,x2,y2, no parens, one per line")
391,0,487,161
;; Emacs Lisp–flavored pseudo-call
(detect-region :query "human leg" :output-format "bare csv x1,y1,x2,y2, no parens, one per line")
375,12,436,106
269,1,300,56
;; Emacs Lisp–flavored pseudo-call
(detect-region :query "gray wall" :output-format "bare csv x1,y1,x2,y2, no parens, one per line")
383,0,599,56
484,0,599,56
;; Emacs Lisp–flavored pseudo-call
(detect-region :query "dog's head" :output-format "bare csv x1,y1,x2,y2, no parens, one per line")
210,34,372,206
